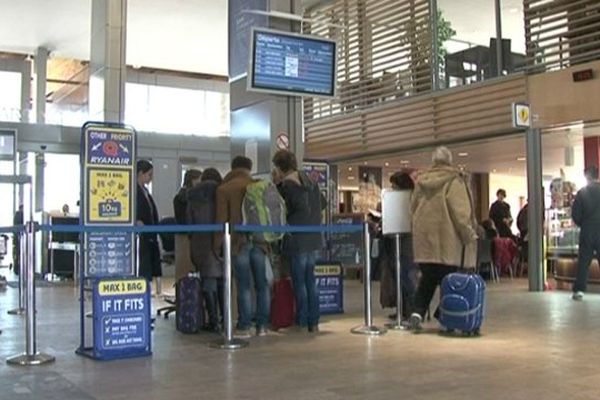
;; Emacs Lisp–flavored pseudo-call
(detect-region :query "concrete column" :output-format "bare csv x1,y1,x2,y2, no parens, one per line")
89,0,127,122
20,60,32,123
526,128,544,292
35,47,49,124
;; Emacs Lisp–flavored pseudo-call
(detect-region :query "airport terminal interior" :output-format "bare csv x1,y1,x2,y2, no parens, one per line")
1,0,600,399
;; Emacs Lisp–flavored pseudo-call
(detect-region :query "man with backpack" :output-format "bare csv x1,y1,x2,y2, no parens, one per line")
214,156,271,338
272,150,326,333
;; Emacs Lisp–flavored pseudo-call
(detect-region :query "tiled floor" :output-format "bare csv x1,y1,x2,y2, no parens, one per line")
1,277,599,400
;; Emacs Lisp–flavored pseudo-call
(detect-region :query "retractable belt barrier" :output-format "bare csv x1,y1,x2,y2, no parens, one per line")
0,221,378,359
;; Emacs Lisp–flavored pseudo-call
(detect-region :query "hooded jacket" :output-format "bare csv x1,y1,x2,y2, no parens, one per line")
411,165,478,269
278,170,326,255
187,180,222,278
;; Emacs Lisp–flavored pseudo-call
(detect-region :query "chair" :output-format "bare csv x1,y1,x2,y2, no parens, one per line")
493,237,519,279
476,238,499,283
156,217,177,319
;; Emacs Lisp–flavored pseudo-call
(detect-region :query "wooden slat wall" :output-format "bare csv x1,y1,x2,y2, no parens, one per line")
305,76,527,160
303,0,432,123
524,0,600,72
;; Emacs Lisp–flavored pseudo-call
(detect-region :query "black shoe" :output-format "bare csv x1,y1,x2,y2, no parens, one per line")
388,313,397,320
308,325,319,333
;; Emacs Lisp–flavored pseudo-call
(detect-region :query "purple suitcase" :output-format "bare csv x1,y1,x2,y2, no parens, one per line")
176,276,204,334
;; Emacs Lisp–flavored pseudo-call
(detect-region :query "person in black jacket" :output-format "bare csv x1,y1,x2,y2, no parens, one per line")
272,150,326,333
137,160,162,284
187,168,224,332
571,166,600,301
489,189,514,239
172,169,201,280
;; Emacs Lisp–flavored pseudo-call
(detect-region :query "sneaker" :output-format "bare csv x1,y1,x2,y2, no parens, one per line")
233,329,252,339
409,313,423,332
572,291,584,301
256,326,268,337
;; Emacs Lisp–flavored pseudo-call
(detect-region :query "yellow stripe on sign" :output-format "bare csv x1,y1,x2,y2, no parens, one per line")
314,265,341,276
99,279,147,296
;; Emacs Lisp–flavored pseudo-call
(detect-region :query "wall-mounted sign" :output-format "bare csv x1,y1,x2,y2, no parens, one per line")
572,69,594,82
512,102,531,129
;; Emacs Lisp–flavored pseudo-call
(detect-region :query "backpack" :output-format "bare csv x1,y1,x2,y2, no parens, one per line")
242,180,287,243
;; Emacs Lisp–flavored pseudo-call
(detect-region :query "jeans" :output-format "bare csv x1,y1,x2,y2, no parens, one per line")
202,278,223,328
413,263,457,318
574,229,600,293
234,244,270,330
290,251,319,327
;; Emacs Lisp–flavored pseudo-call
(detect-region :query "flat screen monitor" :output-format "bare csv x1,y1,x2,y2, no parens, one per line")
248,28,337,98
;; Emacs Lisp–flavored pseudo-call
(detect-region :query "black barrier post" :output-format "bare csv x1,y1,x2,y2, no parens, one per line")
6,220,55,366
351,223,387,336
211,223,248,350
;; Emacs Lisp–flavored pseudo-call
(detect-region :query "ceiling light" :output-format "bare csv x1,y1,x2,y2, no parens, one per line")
492,169,497,173
517,156,526,161
363,161,368,165
348,167,352,171
347,176,355,180
458,152,468,157
384,162,390,167
509,7,519,13
400,160,410,165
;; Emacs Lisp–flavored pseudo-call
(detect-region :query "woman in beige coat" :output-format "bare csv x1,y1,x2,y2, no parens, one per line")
409,146,478,331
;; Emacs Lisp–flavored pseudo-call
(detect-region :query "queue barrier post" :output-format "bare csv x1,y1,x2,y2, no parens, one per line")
351,223,387,336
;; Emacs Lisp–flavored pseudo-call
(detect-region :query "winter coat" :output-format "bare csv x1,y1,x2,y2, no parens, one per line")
187,181,222,278
173,188,189,225
213,169,255,256
411,165,478,269
278,170,326,255
572,181,600,232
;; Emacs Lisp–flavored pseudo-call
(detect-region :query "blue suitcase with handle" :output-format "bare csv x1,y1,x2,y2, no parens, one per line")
439,272,485,336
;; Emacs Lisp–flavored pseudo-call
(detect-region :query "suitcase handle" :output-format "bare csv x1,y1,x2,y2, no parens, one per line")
439,303,482,317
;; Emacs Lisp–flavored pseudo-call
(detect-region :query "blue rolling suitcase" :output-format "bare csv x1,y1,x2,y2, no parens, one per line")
439,273,485,336
176,276,204,334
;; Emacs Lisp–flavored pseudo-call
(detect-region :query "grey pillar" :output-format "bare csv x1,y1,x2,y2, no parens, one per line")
20,60,31,123
526,128,544,292
35,47,49,124
89,0,127,122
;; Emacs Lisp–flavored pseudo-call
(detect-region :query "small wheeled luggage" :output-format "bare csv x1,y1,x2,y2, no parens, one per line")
439,272,485,336
176,275,204,334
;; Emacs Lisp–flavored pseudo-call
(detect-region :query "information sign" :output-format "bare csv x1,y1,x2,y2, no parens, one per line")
315,263,344,314
92,278,151,360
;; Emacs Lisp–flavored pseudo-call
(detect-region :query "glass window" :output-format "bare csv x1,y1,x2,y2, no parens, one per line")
43,153,80,214
0,71,22,122
125,83,229,137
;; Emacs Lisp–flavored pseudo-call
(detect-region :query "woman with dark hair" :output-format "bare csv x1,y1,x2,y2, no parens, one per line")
173,169,202,280
187,167,224,332
137,160,162,285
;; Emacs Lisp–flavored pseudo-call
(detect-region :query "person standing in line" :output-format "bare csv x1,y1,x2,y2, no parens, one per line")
173,168,202,281
409,147,478,331
489,189,514,239
187,168,224,332
571,166,600,301
136,160,162,287
272,150,326,333
213,156,270,338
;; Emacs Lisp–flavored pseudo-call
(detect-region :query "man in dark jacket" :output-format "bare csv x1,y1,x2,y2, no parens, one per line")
273,150,326,332
571,166,600,301
214,156,270,338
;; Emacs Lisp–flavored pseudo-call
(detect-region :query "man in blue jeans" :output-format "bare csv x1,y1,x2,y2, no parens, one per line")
273,150,326,332
214,156,270,337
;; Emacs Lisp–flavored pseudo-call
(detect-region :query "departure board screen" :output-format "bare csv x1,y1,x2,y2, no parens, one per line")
249,28,337,97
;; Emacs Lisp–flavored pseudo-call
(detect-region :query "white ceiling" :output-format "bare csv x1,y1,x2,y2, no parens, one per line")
0,0,228,75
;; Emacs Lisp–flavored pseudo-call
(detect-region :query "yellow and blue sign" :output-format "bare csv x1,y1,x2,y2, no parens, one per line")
82,123,136,278
315,263,344,314
93,278,151,360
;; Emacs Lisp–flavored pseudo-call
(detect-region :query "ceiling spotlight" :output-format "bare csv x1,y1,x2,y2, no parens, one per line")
348,167,352,171
347,176,355,180
492,169,497,173
384,162,390,167
400,160,410,165
458,152,468,157
517,156,526,161
363,161,368,165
